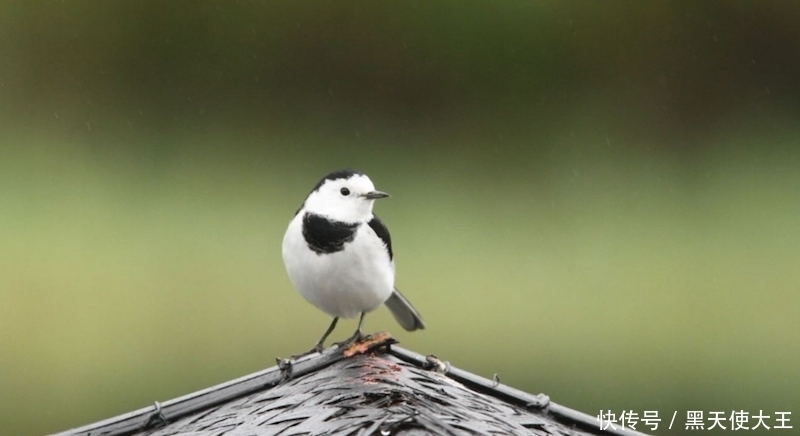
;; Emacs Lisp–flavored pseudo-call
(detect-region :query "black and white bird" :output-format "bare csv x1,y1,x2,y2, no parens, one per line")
282,170,425,354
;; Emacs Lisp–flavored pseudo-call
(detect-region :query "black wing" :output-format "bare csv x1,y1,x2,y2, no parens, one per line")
367,214,393,260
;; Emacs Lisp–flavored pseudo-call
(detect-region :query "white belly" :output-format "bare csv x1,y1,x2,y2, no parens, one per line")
282,215,395,318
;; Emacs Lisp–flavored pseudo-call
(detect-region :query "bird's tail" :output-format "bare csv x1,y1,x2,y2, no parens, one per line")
384,288,425,331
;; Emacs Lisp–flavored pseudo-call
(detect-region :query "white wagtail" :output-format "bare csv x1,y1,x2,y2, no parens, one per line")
282,170,425,354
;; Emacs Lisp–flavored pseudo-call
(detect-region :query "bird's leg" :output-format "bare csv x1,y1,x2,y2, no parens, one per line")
290,317,338,360
316,316,340,349
353,311,366,341
334,312,366,348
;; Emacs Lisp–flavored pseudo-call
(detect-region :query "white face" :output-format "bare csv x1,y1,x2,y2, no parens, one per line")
303,173,385,223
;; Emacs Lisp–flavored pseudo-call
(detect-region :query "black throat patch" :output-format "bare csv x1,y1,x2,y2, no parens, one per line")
302,213,360,255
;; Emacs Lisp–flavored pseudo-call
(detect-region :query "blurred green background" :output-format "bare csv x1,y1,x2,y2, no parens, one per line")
1,2,799,435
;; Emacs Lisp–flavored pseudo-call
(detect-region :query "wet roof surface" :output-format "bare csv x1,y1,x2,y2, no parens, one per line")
52,337,648,436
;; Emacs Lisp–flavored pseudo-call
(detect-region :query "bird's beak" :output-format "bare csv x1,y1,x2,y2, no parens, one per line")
362,190,390,199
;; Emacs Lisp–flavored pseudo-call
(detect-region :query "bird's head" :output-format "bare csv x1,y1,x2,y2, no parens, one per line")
302,170,389,222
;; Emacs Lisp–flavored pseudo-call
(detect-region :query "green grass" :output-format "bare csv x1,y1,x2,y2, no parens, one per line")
1,132,798,435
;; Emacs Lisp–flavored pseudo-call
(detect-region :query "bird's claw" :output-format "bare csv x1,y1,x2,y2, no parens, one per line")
277,343,325,382
287,343,324,361
333,330,363,349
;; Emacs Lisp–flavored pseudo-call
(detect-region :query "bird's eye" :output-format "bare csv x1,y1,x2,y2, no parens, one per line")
340,187,350,196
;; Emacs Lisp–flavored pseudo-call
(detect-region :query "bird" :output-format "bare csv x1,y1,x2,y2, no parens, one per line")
282,170,425,355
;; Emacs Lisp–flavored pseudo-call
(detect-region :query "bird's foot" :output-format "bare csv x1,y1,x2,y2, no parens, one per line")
287,342,324,361
332,330,363,349
275,343,325,383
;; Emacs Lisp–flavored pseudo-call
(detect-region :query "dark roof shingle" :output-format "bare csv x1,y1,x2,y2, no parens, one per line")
51,337,649,436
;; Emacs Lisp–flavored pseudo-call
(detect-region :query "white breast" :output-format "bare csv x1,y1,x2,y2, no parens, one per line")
282,213,395,318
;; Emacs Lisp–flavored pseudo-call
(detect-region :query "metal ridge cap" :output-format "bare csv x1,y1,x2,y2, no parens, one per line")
387,345,652,436
49,337,395,436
